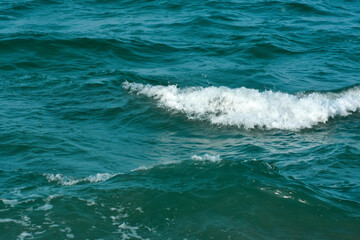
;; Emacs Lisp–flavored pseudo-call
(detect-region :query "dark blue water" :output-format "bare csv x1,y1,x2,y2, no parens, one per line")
1,0,360,239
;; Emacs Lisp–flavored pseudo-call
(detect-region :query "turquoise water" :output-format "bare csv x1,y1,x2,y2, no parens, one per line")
1,0,360,239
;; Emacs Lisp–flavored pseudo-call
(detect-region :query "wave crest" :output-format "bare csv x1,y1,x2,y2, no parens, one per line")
123,82,360,130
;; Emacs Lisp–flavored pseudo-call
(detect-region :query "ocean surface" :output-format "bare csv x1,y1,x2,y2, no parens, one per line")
1,0,360,239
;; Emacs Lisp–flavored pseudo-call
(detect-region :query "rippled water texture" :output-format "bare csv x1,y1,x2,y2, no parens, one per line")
1,0,360,239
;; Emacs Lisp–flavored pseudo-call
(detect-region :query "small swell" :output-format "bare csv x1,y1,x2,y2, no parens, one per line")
123,82,360,130
283,2,331,15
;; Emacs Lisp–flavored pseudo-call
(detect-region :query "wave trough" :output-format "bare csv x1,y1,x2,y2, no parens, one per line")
123,82,360,130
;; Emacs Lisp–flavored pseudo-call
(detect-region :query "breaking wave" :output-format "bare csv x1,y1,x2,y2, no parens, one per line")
123,82,360,130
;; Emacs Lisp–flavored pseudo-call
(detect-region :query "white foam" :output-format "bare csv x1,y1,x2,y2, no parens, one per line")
117,222,148,240
66,234,74,239
132,166,152,171
45,194,60,202
191,154,221,162
133,154,221,172
123,82,360,130
44,173,115,186
36,203,53,211
1,198,19,207
17,232,32,240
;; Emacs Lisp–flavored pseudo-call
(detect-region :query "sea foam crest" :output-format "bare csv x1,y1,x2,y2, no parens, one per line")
133,154,221,172
123,82,360,130
44,173,115,186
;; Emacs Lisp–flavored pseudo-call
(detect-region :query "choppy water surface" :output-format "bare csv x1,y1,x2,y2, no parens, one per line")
1,0,360,239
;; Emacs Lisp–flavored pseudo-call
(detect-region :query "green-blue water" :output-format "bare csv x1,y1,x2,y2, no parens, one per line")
1,0,360,239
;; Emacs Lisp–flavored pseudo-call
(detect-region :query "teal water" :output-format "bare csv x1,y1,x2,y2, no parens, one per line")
1,0,360,239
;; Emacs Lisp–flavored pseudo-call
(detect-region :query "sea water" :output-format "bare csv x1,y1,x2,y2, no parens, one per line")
0,0,359,239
